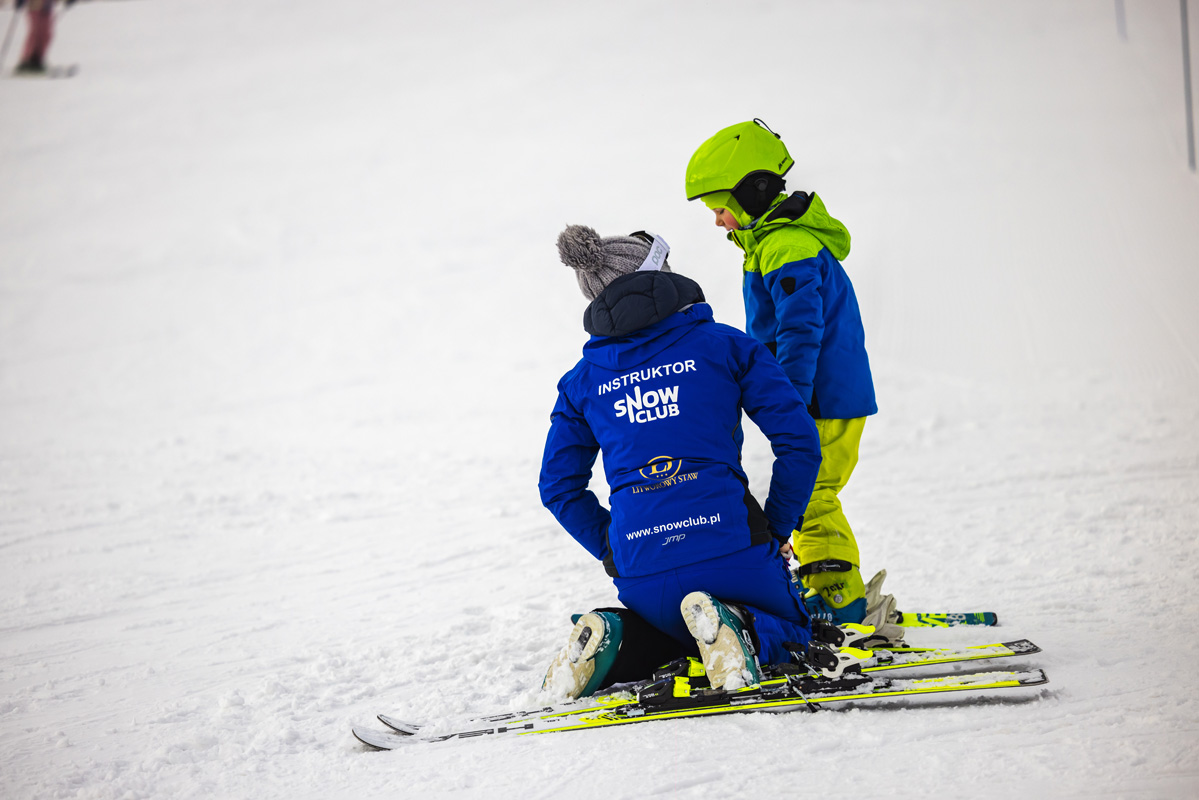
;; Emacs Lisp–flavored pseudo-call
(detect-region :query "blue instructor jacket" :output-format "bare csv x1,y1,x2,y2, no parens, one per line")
539,271,822,579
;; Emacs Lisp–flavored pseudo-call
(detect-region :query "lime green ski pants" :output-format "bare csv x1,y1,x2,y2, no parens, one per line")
791,417,865,568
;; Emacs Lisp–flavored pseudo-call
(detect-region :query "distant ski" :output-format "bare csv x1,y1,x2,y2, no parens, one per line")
10,64,78,79
897,611,998,627
354,668,1047,748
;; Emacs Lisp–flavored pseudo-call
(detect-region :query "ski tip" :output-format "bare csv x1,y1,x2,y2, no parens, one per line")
352,728,387,749
1002,639,1040,655
353,727,410,750
1020,669,1049,687
377,714,421,734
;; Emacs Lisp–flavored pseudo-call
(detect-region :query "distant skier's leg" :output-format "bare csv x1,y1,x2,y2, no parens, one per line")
17,2,53,72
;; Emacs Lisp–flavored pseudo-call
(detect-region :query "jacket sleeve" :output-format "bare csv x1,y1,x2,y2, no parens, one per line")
762,257,823,406
538,382,611,561
733,333,822,540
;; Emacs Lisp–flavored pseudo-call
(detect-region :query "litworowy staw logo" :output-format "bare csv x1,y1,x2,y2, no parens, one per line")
632,456,699,495
639,456,681,481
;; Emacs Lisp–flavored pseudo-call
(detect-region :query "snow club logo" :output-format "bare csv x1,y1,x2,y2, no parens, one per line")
613,385,680,424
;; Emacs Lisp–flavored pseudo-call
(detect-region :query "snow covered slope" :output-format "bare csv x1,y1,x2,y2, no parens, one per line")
2,0,1197,797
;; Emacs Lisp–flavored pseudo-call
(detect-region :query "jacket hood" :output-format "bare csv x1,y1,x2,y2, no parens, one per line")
733,191,851,261
581,271,710,371
583,271,705,337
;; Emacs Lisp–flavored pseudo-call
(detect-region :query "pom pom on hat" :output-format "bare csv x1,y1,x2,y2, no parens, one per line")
556,225,606,275
557,224,668,301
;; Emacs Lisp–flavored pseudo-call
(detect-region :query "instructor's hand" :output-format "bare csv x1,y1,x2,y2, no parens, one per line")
779,540,793,561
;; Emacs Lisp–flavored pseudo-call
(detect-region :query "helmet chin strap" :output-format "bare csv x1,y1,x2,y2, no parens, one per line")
629,231,670,272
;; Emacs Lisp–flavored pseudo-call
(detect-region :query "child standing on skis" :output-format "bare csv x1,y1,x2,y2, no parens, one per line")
684,119,898,633
538,224,821,698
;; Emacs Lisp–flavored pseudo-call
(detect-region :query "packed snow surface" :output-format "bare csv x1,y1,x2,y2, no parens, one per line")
2,1,1198,797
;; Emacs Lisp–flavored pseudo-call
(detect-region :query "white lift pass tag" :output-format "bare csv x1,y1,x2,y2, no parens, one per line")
636,233,670,272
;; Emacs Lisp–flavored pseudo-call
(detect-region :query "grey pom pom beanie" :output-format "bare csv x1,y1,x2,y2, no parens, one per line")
556,225,671,301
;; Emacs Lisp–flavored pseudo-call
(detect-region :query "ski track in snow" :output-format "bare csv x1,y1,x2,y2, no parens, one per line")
3,1,1199,798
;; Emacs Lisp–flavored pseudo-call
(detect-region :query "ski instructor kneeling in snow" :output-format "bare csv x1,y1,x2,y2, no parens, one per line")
538,224,822,697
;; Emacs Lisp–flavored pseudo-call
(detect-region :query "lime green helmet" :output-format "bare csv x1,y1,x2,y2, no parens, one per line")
685,119,793,221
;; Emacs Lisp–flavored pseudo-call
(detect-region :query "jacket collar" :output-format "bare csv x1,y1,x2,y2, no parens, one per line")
729,191,851,263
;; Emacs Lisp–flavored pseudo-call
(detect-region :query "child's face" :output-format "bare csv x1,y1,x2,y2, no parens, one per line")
713,208,741,232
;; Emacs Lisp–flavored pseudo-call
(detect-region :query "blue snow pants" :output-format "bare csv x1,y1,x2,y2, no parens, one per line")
612,540,812,665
